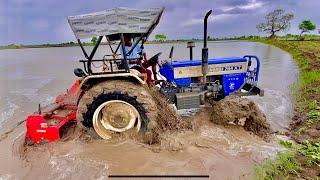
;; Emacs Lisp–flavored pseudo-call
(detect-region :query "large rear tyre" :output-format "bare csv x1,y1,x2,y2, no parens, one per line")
77,80,158,140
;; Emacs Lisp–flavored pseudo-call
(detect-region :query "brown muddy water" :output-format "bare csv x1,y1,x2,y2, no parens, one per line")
0,41,298,179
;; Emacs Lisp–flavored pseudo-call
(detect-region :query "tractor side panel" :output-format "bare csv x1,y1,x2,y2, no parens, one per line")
159,64,192,86
222,73,246,96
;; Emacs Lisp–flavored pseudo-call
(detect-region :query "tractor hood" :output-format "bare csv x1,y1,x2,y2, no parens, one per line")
159,57,249,86
67,7,164,39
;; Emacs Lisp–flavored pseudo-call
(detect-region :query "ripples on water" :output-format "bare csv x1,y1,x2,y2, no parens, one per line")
0,98,19,128
9,78,54,104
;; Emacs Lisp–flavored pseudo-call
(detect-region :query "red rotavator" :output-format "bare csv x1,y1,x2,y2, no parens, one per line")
26,80,80,143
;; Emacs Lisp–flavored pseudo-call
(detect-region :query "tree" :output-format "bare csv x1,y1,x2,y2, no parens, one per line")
91,36,97,44
299,20,316,38
155,34,167,41
257,9,294,39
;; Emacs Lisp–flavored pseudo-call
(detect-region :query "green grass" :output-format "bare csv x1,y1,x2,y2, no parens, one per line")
279,140,293,149
296,100,320,137
254,39,320,179
299,141,320,167
301,71,320,86
255,150,300,180
255,141,320,179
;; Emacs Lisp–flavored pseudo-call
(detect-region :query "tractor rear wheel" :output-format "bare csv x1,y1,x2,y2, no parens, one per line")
77,80,158,140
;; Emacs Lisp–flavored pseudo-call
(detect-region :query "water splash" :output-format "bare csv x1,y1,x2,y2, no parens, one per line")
0,98,19,129
249,88,294,131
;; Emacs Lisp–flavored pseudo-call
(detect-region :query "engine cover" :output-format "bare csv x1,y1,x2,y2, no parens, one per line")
159,57,249,96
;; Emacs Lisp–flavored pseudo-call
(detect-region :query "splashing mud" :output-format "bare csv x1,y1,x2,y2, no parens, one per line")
210,95,272,140
144,88,192,144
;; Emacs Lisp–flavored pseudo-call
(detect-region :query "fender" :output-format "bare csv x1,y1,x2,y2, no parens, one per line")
78,72,146,92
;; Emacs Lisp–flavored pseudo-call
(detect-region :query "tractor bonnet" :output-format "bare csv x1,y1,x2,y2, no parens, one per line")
67,7,164,39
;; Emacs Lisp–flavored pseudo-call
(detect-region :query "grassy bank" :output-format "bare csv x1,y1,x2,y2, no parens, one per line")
255,39,320,179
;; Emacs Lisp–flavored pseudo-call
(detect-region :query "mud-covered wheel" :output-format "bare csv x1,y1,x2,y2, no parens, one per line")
77,80,158,140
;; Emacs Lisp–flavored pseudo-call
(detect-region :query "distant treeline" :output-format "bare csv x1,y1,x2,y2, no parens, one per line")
0,42,79,50
0,41,115,50
156,34,320,42
1,34,319,50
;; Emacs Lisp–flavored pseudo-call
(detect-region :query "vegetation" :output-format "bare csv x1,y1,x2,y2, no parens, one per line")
255,39,320,179
155,33,167,41
2,34,319,50
0,44,22,50
255,150,300,179
91,36,97,44
299,20,316,39
283,34,320,41
257,9,294,39
0,41,92,50
255,140,320,179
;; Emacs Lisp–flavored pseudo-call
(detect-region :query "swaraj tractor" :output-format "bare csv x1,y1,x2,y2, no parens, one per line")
25,7,263,143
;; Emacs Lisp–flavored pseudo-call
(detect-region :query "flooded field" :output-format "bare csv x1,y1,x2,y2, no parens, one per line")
0,41,299,179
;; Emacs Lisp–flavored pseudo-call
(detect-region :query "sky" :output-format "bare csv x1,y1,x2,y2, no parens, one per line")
0,0,320,45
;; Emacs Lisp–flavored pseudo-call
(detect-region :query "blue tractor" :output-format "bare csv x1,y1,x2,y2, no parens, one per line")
158,10,262,109
67,7,263,140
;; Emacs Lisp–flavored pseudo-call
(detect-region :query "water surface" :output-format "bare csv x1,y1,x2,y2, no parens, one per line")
0,41,299,179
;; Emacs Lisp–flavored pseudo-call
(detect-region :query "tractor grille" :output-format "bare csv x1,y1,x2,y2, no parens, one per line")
175,92,200,110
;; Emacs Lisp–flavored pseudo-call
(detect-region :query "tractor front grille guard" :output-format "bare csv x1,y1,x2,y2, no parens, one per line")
244,55,260,85
235,55,263,96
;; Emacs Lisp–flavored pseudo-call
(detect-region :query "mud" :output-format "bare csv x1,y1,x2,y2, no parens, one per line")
211,95,272,140
145,88,192,144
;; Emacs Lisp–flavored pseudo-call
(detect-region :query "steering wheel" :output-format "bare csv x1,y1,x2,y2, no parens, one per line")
148,52,162,65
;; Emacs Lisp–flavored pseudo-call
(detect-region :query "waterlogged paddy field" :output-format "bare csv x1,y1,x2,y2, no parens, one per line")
0,41,299,179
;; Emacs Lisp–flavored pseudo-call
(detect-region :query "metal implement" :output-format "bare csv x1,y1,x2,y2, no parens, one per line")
26,80,80,143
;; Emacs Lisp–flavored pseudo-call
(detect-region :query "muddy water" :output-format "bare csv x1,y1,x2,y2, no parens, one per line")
0,41,298,179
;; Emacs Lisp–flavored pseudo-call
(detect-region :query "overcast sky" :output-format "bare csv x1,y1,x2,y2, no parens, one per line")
1,0,319,45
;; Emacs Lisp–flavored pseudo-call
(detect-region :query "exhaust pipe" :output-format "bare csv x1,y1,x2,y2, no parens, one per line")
202,10,212,84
